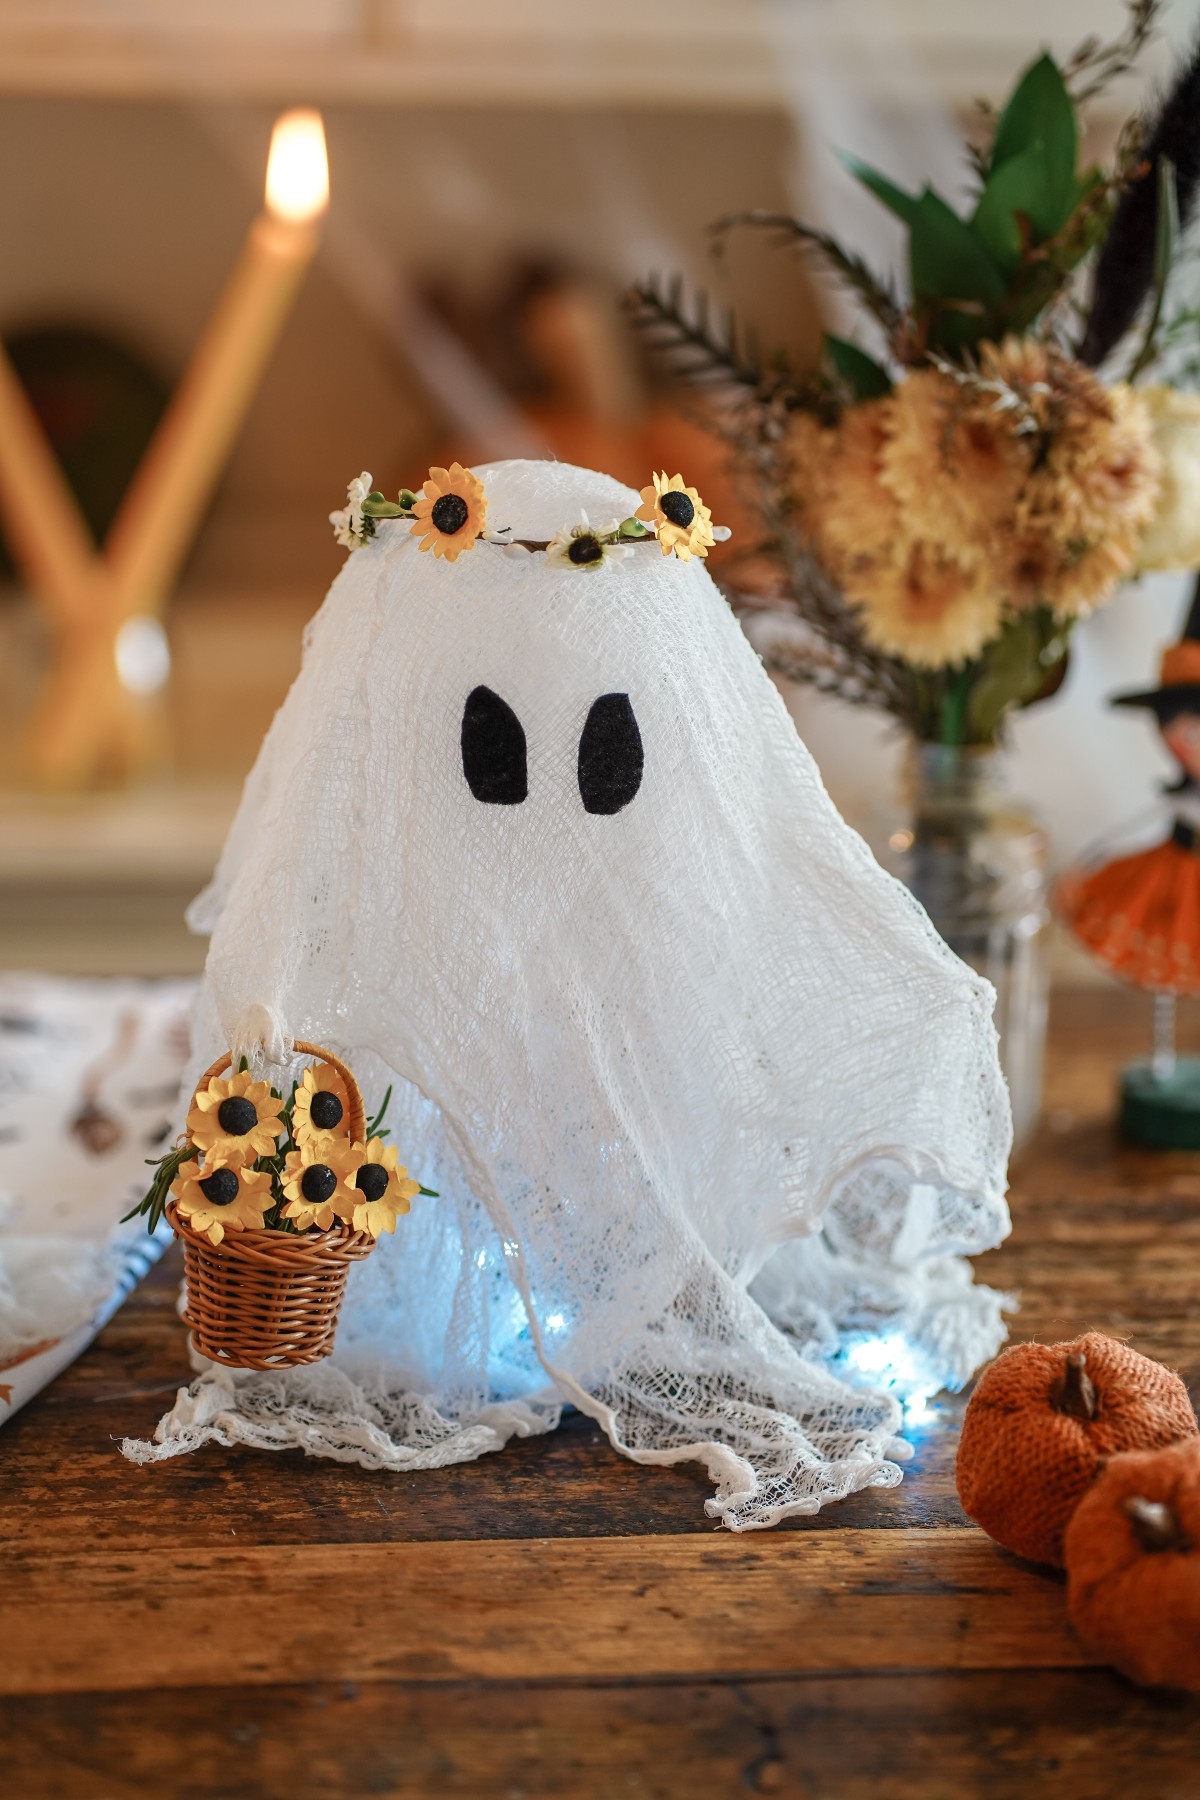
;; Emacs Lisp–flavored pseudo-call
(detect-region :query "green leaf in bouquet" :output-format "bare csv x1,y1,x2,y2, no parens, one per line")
990,54,1078,203
824,333,893,400
965,610,1066,743
909,190,1006,307
837,153,921,227
972,146,1077,271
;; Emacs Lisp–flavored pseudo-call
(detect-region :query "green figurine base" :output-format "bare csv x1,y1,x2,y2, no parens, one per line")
1120,1058,1200,1149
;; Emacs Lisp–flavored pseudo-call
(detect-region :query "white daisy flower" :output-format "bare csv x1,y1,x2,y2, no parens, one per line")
330,470,374,550
544,513,632,573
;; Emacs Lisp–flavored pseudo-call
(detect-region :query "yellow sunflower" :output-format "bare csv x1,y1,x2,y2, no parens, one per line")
291,1061,354,1151
280,1138,364,1232
634,472,715,561
350,1137,421,1238
409,463,487,561
172,1159,274,1246
186,1070,285,1168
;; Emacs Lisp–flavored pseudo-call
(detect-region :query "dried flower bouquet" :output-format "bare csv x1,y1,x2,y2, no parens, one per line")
631,1,1200,746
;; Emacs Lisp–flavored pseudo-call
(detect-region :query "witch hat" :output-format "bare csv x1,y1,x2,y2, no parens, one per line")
1113,572,1200,717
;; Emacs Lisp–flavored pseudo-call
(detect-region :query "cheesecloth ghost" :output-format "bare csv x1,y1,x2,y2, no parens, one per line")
124,459,1013,1529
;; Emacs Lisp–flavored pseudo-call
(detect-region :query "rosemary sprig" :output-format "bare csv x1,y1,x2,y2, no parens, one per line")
365,1083,393,1141
121,1139,198,1234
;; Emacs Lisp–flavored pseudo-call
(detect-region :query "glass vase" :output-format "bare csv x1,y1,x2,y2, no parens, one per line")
883,742,1049,1148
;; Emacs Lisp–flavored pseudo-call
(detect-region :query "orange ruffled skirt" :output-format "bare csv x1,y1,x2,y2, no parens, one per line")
1058,835,1200,995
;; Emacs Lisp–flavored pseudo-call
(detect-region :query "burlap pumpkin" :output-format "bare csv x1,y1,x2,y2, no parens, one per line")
956,1331,1198,1565
1065,1437,1200,1691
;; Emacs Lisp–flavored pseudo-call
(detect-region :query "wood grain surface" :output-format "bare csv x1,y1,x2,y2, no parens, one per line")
4,985,1200,1797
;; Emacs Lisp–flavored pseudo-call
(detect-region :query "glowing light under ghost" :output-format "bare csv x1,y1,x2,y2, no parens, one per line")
844,1333,944,1425
137,459,1012,1526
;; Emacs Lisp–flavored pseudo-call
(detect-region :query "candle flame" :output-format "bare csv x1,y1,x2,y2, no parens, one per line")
265,108,329,224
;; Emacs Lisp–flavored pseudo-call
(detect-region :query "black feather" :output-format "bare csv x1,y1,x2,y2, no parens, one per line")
1080,31,1200,367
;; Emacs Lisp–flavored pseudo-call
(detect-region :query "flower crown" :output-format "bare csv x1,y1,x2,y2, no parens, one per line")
330,463,731,570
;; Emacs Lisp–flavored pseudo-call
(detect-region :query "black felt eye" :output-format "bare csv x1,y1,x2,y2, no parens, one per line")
461,686,528,805
578,694,643,815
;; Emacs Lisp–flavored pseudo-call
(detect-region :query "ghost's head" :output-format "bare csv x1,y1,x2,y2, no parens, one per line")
362,460,734,923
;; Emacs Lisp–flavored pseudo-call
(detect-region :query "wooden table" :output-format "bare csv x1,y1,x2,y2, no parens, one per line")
5,986,1200,1798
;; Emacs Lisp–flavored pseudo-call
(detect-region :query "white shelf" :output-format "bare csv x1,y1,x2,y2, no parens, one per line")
0,0,1180,109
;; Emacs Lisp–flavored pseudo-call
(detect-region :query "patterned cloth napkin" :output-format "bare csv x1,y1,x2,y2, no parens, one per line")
0,973,194,1423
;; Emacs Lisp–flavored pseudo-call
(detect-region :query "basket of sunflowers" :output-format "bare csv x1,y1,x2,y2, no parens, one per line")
128,1041,432,1370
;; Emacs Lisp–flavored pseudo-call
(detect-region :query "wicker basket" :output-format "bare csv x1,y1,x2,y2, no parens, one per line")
169,1041,375,1370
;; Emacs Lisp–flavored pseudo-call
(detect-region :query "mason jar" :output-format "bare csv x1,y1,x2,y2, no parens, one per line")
883,742,1049,1148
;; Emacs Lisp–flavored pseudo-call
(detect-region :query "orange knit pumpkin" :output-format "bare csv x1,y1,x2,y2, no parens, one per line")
1065,1438,1200,1691
956,1332,1198,1566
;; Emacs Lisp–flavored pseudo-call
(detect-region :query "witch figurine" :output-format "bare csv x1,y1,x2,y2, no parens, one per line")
1059,576,1200,1145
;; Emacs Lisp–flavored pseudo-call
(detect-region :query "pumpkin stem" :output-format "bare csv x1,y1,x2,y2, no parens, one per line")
1051,1350,1098,1420
1124,1495,1191,1554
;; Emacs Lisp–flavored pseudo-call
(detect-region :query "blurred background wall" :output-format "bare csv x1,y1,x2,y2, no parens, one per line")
0,0,1195,969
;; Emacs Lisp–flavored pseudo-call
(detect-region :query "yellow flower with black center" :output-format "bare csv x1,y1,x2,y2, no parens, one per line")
280,1138,364,1232
291,1061,353,1151
351,1136,421,1238
172,1159,274,1246
635,472,715,561
410,463,487,561
186,1071,285,1168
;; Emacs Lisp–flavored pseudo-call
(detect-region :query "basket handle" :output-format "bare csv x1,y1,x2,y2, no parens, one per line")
194,1040,367,1143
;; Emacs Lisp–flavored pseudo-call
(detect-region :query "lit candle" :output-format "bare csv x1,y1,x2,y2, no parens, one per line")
105,107,330,619
0,108,328,787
